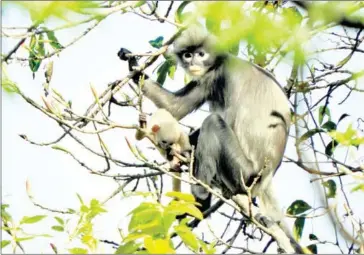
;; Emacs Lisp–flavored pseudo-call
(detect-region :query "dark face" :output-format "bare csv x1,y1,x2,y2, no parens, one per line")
177,46,215,78
158,139,173,150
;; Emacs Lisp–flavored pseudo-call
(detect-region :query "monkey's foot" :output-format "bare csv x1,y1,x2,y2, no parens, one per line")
117,48,132,61
254,213,275,228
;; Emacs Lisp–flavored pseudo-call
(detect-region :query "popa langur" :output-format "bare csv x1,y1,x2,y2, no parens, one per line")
118,25,291,233
135,108,192,192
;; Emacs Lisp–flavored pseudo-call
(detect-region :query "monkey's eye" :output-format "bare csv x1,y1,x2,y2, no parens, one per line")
183,52,192,60
161,140,170,145
198,51,205,57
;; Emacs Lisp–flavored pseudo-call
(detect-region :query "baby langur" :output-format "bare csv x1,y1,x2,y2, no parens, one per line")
135,108,192,192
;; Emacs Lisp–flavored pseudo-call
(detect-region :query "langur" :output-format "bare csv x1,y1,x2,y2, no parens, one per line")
136,108,192,192
118,25,294,242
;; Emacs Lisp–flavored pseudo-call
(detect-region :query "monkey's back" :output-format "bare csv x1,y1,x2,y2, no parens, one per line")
224,57,291,182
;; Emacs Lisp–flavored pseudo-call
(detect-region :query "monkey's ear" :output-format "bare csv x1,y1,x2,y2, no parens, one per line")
151,125,160,133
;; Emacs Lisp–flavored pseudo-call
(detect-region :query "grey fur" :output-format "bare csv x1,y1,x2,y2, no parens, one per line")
134,26,291,227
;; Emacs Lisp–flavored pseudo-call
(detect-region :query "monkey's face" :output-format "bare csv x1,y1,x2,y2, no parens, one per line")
178,47,215,78
158,139,174,150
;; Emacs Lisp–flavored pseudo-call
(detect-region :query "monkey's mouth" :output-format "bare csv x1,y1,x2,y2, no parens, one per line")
189,66,203,76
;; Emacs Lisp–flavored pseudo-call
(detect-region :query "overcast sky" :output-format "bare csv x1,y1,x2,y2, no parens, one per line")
2,2,364,254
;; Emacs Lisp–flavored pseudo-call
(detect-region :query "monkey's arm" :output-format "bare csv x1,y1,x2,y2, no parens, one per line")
118,48,206,120
143,80,205,120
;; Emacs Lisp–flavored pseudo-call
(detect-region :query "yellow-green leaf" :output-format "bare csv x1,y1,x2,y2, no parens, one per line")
323,180,337,198
20,215,47,224
54,216,64,225
166,202,203,220
68,247,88,254
287,200,312,215
293,217,305,241
51,145,70,153
46,30,63,50
165,191,196,202
144,237,175,254
174,224,199,251
115,241,141,254
351,183,364,193
1,240,11,248
123,232,149,243
51,225,64,232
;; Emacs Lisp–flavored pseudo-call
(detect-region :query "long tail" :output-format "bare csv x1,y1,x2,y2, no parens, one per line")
258,186,304,253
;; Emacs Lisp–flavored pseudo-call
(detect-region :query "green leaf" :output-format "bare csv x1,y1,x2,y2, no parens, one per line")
165,192,196,203
309,233,318,241
149,36,164,49
115,241,141,254
46,30,63,50
51,145,70,153
128,202,159,216
329,124,364,147
15,236,35,242
89,199,107,214
199,239,216,254
1,240,11,248
20,215,47,224
175,1,192,23
351,184,364,193
1,204,12,222
54,216,64,226
293,217,305,241
229,43,240,56
2,78,20,94
76,193,84,205
51,225,64,232
206,18,220,35
68,248,88,254
282,6,303,25
144,237,175,254
306,244,318,254
67,208,76,214
134,1,146,8
128,203,163,234
123,232,149,243
337,113,350,124
325,139,339,156
323,180,337,198
166,202,203,220
319,106,331,125
156,61,172,85
175,224,199,252
37,33,46,56
299,129,324,143
286,200,312,215
321,121,337,132
162,211,177,235
253,1,265,8
168,65,176,79
28,35,41,74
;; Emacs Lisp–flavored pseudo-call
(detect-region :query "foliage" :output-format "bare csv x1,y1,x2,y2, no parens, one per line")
116,191,210,254
2,0,364,254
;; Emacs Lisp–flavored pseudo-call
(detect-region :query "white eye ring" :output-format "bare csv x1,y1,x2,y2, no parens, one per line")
183,52,192,60
196,50,208,60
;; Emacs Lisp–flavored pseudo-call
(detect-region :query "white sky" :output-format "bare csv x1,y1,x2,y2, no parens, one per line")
2,2,364,254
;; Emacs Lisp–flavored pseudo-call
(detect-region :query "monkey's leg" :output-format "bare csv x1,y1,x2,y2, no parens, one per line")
194,113,257,199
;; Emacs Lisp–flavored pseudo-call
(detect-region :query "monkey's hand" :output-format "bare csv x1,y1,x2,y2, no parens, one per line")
117,48,132,61
117,48,149,83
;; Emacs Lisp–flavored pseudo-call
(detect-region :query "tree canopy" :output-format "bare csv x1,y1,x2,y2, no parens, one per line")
2,1,364,254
